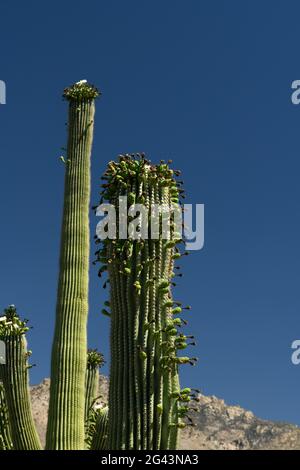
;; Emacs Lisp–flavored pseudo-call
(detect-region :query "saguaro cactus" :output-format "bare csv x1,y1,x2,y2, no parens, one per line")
85,349,105,423
90,406,108,450
46,81,100,450
95,154,196,450
0,306,41,450
0,382,13,450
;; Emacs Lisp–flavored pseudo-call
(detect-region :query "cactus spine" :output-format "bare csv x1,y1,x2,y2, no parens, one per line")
96,154,196,450
46,82,100,450
0,306,41,450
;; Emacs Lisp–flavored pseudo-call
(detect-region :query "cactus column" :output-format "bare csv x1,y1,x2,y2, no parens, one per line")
0,306,41,450
96,155,196,450
46,81,100,450
0,383,13,450
85,349,105,423
90,407,109,450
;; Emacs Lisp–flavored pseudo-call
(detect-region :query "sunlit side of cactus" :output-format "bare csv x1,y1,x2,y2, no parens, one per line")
95,154,197,450
46,82,100,450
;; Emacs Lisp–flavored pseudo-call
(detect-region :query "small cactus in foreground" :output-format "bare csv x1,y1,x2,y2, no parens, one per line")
0,382,13,450
84,350,106,448
85,349,105,422
0,306,41,450
95,154,196,449
89,406,109,450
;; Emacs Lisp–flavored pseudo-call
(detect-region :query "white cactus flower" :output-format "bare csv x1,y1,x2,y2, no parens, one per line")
76,80,87,85
94,403,104,410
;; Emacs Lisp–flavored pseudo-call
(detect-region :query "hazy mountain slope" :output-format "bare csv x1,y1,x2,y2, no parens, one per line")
29,377,300,450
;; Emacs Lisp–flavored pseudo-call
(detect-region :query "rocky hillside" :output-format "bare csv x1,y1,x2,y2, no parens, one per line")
30,377,300,450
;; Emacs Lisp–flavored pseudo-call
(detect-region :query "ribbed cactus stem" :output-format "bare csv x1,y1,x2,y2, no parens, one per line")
0,382,13,450
46,81,100,450
96,155,196,450
0,306,41,450
90,406,108,450
85,350,104,422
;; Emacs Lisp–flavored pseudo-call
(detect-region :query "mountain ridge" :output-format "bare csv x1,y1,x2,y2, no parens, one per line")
30,377,300,450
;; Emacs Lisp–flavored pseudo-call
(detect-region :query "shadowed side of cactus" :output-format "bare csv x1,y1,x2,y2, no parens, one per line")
46,81,100,450
85,350,106,449
0,382,13,450
89,406,108,450
85,349,105,423
0,306,41,450
95,154,197,450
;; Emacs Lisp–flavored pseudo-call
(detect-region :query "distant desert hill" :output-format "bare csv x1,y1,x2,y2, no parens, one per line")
30,377,300,450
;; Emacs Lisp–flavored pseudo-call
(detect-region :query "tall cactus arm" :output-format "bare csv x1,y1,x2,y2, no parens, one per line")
46,81,100,450
0,382,13,450
85,349,105,423
0,306,41,450
95,155,197,450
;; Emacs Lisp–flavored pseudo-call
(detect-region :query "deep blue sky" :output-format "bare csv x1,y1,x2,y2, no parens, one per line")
1,0,300,426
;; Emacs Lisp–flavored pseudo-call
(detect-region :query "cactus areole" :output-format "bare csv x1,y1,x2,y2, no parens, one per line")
46,82,100,450
95,154,196,450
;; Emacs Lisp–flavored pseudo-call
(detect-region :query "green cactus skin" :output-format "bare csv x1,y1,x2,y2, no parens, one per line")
89,407,108,450
0,382,13,450
0,306,41,450
85,350,105,448
46,82,100,450
96,155,196,450
85,349,105,423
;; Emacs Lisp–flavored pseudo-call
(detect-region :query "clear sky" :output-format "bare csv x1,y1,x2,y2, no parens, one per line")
0,0,300,426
